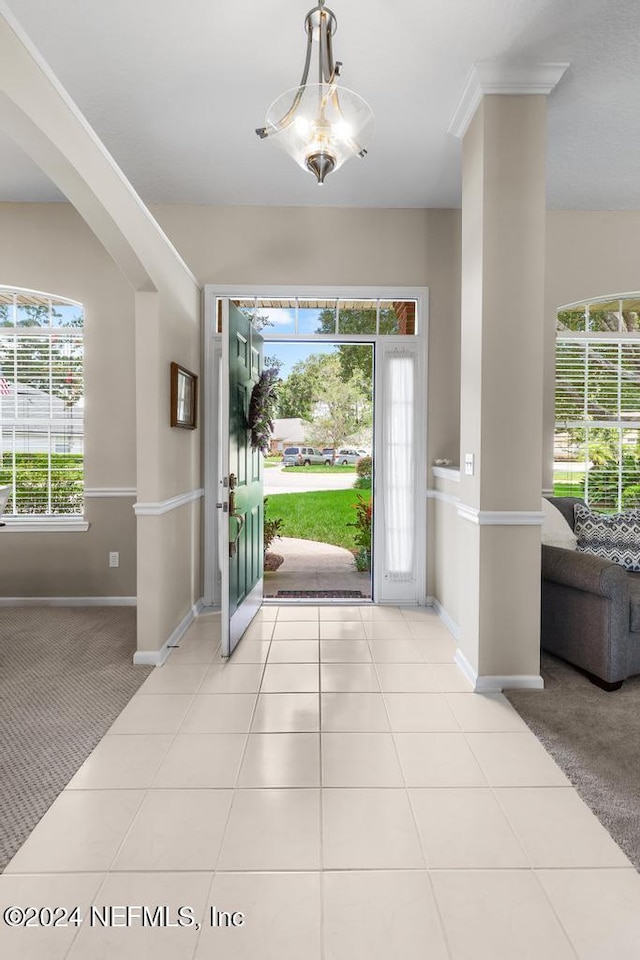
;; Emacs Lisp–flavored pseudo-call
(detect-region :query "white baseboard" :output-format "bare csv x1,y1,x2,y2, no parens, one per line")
133,598,204,667
454,648,478,687
425,596,461,640
455,648,544,692
0,596,136,606
476,673,544,692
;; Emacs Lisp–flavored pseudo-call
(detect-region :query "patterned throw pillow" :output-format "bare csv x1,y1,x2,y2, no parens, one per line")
573,503,640,572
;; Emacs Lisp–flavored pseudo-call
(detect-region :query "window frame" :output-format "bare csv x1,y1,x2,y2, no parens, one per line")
555,294,640,513
0,286,87,530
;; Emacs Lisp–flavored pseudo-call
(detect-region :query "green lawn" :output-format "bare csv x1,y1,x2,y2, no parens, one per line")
553,482,584,498
265,489,371,550
283,464,356,474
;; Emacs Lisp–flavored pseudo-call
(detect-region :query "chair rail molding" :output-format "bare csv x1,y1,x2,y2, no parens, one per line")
432,466,461,481
427,488,461,507
133,488,204,516
457,504,545,525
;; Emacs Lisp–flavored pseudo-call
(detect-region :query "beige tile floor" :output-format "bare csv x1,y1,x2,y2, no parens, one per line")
2,604,640,959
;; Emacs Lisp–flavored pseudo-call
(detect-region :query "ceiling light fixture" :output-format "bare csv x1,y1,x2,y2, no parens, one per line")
255,0,374,185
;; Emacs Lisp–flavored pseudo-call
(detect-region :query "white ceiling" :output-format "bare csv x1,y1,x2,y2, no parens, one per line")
1,0,640,209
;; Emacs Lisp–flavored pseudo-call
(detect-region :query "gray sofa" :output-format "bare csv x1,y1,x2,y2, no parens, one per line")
541,496,640,690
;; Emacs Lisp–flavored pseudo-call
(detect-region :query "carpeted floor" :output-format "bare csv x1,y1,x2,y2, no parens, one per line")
0,606,152,871
506,652,640,871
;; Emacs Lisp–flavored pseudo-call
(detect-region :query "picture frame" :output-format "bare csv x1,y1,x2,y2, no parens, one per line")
170,361,198,430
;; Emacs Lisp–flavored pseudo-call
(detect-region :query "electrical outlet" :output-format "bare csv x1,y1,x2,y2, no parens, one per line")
109,551,119,568
464,453,475,476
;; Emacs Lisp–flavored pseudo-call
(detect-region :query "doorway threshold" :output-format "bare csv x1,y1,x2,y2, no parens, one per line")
263,595,373,605
276,590,366,599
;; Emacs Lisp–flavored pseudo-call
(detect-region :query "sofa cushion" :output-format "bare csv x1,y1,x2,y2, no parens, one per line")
574,503,640,572
541,498,578,549
629,574,640,634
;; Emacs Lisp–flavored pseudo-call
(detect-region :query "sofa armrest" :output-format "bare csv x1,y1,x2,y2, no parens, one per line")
542,544,629,601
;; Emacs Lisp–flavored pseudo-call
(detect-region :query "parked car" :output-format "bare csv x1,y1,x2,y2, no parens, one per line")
334,447,365,465
282,446,329,466
322,448,335,462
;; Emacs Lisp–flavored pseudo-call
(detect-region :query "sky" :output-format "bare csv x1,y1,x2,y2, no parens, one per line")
262,340,337,379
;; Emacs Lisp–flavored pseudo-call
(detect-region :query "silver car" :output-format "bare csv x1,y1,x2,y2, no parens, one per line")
282,446,330,466
334,447,366,465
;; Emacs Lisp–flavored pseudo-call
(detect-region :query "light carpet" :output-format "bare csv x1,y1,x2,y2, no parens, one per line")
506,652,640,871
0,606,151,871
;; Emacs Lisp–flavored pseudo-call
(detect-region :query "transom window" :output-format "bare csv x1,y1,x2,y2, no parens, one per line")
217,298,417,336
555,295,640,511
0,287,84,517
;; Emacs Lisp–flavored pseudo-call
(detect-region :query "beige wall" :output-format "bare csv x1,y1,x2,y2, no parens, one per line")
0,203,464,632
153,205,463,467
429,471,461,623
0,499,136,597
134,289,203,652
6,201,638,634
136,499,201,654
0,202,137,597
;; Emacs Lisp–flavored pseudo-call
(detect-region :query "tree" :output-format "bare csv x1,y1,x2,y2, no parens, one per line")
313,306,398,399
303,355,372,450
275,354,331,420
274,351,372,447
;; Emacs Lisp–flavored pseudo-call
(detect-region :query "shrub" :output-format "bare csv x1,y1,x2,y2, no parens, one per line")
353,476,372,490
263,497,284,553
581,453,640,511
354,547,371,572
347,493,372,571
356,456,372,480
354,455,372,490
0,453,83,514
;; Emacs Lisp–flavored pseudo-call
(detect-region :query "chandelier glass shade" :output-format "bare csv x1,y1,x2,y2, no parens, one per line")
255,1,374,184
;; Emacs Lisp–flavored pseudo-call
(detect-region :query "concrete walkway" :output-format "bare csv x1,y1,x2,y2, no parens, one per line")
264,465,357,495
264,536,371,597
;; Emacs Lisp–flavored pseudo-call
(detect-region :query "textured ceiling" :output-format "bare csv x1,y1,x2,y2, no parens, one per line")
1,0,640,209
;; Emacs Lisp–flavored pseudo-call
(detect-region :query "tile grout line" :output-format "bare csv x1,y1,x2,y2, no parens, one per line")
318,639,326,960
210,644,272,871
375,637,456,960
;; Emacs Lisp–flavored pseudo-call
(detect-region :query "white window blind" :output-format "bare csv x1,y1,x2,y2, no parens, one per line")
0,289,84,517
555,298,640,512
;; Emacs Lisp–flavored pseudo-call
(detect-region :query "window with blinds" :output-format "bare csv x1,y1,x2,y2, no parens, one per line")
0,288,84,517
555,297,640,512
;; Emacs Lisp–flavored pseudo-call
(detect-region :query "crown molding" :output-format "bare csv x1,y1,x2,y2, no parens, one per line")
449,61,570,139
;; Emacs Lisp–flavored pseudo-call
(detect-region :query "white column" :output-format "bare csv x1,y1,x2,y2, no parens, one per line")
449,63,568,690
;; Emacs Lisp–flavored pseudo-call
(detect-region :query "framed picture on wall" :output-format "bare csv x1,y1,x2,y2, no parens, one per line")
170,361,198,429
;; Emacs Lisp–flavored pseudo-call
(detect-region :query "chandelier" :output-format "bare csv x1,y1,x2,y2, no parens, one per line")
255,0,375,185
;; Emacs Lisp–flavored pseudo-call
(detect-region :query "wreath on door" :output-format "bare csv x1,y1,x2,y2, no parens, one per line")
248,367,280,455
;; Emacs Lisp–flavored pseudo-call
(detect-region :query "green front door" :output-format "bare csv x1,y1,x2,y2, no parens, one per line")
221,301,264,657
